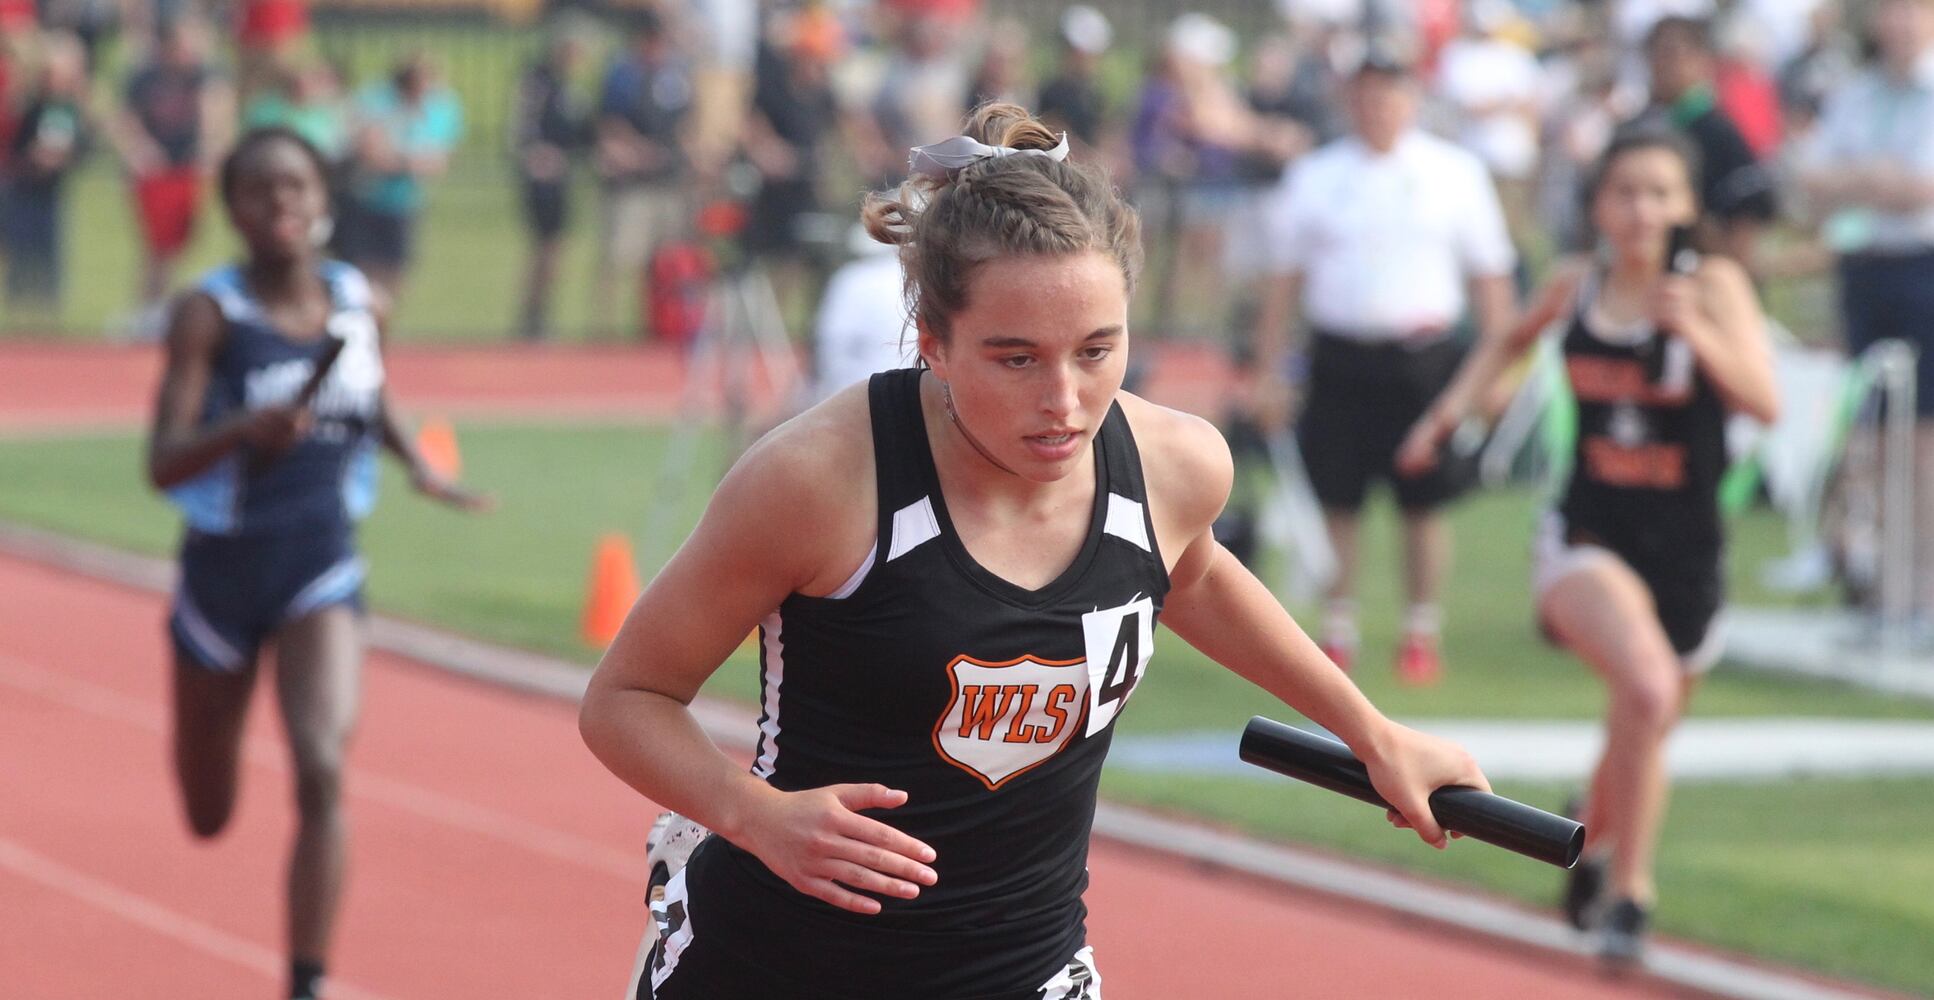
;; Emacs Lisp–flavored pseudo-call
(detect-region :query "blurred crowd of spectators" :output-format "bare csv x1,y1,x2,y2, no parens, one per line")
0,0,1921,348
0,0,1928,618
0,0,467,331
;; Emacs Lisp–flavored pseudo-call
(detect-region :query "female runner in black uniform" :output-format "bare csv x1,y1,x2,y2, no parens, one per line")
581,102,1490,999
1399,129,1778,965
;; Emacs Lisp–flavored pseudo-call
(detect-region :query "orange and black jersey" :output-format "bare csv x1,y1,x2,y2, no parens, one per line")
1553,271,1728,652
1558,271,1728,532
658,368,1169,998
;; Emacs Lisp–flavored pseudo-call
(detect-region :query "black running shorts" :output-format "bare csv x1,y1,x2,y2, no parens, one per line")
1296,332,1474,512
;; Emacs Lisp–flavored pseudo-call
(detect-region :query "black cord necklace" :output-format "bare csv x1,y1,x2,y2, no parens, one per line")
941,379,1021,477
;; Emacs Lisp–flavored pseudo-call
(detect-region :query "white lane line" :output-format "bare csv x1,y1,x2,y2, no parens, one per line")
0,652,648,882
0,836,395,1000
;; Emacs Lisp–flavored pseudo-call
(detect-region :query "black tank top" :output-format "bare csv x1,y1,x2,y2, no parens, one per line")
1557,270,1729,546
685,368,1171,996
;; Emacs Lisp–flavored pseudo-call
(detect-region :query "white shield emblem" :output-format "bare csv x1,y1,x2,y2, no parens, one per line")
934,655,1089,790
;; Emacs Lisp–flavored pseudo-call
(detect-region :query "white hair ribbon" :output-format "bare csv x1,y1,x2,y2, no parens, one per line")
907,132,1071,181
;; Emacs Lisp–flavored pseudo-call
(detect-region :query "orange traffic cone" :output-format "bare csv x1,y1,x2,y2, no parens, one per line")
416,416,462,480
581,533,641,647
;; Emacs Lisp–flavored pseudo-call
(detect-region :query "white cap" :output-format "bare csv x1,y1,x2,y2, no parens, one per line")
1279,0,1364,29
1167,12,1236,67
1061,5,1113,55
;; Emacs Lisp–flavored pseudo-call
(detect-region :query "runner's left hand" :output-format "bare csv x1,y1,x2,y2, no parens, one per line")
411,465,495,512
1652,274,1701,337
1359,720,1489,849
1395,412,1451,478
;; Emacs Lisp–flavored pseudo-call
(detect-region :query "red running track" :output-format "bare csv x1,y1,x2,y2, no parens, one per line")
0,553,1681,999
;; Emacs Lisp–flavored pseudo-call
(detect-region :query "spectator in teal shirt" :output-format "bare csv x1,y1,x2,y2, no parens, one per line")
336,51,462,300
242,58,348,164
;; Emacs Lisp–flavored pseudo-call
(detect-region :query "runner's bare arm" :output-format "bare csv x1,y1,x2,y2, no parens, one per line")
364,289,490,510
1126,400,1490,848
1667,256,1780,423
1397,259,1588,475
146,292,307,489
579,390,939,914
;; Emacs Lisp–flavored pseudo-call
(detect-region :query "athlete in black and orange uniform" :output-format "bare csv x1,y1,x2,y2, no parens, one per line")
1399,128,1778,966
580,102,1492,1000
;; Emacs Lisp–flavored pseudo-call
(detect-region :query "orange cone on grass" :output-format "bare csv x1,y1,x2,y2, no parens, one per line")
582,534,641,647
415,416,462,480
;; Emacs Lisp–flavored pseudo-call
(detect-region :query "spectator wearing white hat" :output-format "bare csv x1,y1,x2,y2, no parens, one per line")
1037,5,1111,151
1251,43,1519,685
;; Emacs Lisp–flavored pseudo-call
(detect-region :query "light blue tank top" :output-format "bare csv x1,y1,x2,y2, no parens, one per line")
167,261,386,537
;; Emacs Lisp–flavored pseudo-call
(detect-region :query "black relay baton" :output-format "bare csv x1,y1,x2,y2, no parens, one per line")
292,333,348,408
1239,716,1584,869
247,334,346,476
1643,223,1700,384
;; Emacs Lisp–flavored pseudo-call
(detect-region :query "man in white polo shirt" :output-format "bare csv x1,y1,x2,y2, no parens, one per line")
1252,43,1517,685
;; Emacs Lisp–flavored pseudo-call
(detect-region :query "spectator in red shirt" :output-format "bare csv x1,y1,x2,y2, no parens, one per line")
113,15,234,336
1714,15,1782,159
235,0,310,103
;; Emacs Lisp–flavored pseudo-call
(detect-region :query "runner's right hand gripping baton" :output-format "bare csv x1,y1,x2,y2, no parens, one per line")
293,334,347,408
246,335,346,476
1239,716,1584,869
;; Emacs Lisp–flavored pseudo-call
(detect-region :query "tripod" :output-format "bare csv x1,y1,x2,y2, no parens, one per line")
639,258,801,572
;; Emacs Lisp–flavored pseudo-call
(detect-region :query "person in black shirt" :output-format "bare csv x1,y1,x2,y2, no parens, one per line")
1400,130,1778,968
511,20,591,340
3,33,89,312
593,7,693,338
741,17,837,265
1636,16,1778,275
116,16,232,332
1036,5,1110,152
581,101,1489,1000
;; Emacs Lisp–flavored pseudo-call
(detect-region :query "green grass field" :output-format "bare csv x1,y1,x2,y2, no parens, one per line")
2,421,1931,992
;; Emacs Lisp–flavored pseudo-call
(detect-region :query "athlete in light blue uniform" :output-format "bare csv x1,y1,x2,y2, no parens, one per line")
146,127,488,1000
166,257,388,669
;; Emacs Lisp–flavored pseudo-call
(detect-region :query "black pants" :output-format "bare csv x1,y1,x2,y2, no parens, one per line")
1840,250,1934,416
1297,332,1475,512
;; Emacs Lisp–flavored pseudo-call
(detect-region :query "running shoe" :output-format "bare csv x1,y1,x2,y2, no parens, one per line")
1562,853,1607,930
1396,633,1442,686
1599,898,1652,969
646,812,711,939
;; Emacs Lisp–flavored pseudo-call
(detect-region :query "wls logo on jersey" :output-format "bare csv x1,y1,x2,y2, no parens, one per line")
933,654,1088,790
931,597,1154,789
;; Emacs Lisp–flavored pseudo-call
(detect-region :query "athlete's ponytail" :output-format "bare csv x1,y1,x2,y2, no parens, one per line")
861,101,1142,343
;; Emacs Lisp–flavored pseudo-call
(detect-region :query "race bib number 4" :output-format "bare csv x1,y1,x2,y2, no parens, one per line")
1082,597,1153,737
